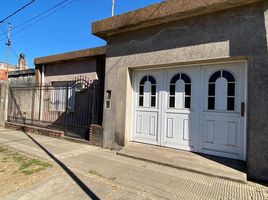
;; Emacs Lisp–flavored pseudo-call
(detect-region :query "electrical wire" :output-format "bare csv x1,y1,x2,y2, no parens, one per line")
11,1,75,38
0,0,71,37
0,0,80,41
10,47,19,58
0,0,36,23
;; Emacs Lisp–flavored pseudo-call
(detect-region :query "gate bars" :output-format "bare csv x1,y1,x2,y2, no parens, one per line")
7,77,103,139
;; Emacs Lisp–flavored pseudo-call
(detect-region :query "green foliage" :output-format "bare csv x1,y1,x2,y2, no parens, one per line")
0,145,52,175
19,159,51,175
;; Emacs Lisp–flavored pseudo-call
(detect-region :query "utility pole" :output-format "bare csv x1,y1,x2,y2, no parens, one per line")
112,0,115,17
5,23,11,65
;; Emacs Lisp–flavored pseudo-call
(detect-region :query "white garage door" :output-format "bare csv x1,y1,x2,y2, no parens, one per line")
132,62,246,160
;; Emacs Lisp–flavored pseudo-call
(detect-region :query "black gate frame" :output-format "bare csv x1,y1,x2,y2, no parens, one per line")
7,76,103,139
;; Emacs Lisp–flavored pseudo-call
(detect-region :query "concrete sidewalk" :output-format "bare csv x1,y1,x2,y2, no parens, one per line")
0,127,267,200
118,143,246,183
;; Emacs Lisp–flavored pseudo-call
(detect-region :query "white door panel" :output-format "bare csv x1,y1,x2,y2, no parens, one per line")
134,111,159,144
161,67,200,151
201,63,246,160
132,62,246,161
133,70,162,145
203,115,240,153
162,113,198,151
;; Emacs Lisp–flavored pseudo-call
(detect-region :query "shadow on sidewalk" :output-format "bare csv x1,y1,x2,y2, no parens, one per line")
22,131,100,200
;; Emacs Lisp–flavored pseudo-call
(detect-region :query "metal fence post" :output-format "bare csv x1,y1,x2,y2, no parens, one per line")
31,86,36,124
91,82,96,124
0,83,4,126
64,85,69,133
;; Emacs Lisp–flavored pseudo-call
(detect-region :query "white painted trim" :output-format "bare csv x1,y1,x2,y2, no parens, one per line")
243,61,248,161
129,57,248,71
131,70,136,142
132,58,248,72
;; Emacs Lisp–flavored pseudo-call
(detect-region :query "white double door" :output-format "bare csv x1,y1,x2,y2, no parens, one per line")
133,63,246,160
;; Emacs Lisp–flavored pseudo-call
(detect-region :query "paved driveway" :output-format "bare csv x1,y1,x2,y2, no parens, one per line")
0,127,267,200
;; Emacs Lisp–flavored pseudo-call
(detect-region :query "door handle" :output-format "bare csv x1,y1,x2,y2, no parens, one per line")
241,102,245,117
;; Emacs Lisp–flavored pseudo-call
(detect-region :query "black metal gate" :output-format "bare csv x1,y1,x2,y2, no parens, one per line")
7,77,103,139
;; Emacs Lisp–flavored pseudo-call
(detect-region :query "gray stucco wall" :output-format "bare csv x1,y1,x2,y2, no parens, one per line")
0,82,8,127
103,2,268,181
44,58,98,83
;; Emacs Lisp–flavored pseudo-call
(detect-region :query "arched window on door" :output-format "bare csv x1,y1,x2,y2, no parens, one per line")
169,73,191,109
139,75,156,107
208,70,236,111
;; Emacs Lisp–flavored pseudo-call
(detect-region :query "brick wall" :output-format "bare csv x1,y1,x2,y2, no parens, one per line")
89,124,103,147
5,122,64,138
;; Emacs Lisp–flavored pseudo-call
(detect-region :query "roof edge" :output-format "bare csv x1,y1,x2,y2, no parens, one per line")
92,0,264,39
34,46,106,65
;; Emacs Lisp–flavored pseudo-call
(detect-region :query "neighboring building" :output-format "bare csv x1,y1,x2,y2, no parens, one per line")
28,46,106,139
92,0,268,181
0,62,15,81
1,53,31,83
8,69,38,86
0,70,8,81
34,46,106,85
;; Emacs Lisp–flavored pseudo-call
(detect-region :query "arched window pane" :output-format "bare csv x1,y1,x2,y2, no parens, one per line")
208,83,215,96
228,83,235,96
151,96,156,107
208,70,236,111
223,70,235,82
139,96,144,107
139,75,157,107
169,73,191,109
140,76,147,85
170,85,175,95
151,85,156,95
171,74,180,84
169,97,175,108
148,76,156,84
139,86,144,95
185,84,191,96
181,73,191,83
227,97,235,110
185,97,191,108
208,97,215,110
209,71,221,82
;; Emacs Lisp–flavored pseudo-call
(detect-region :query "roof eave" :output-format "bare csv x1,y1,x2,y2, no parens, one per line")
92,0,264,40
34,46,106,65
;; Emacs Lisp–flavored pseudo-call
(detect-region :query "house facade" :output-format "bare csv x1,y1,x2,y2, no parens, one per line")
34,46,106,85
5,46,107,139
92,0,268,181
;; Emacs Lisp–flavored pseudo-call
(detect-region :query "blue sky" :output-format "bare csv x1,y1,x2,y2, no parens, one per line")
0,0,162,68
